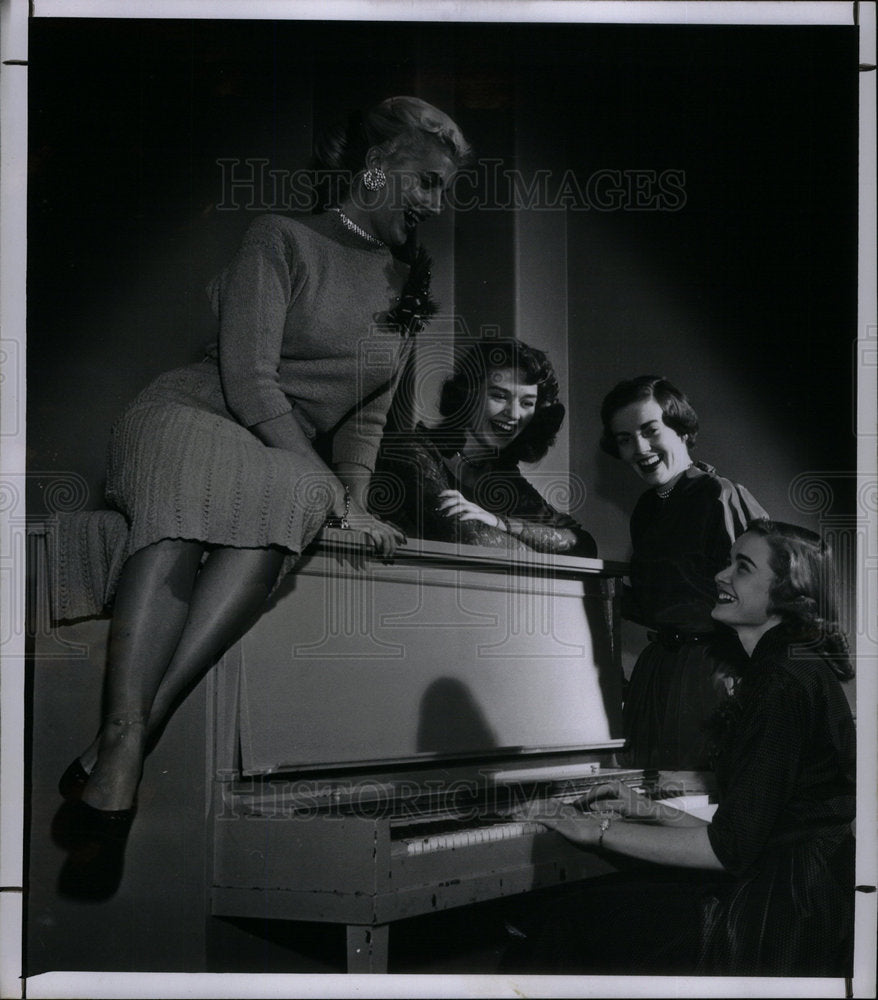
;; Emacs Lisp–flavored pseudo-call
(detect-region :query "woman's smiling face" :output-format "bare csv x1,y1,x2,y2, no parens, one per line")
609,397,692,488
468,368,538,452
712,531,782,647
366,143,457,247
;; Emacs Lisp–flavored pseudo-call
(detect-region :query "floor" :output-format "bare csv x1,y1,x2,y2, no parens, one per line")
205,894,537,975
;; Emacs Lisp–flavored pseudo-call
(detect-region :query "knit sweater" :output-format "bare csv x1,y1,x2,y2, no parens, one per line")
205,211,411,472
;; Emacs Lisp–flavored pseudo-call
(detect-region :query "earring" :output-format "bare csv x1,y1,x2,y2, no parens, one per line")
363,167,387,192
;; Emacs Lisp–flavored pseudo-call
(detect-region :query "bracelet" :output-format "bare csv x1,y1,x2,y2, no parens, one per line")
598,814,612,848
325,485,351,530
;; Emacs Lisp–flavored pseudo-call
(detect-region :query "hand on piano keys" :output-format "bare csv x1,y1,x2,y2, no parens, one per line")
512,796,612,848
511,777,701,845
559,779,714,824
572,780,670,821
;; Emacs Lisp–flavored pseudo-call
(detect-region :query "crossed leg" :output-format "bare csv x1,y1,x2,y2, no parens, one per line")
80,539,286,812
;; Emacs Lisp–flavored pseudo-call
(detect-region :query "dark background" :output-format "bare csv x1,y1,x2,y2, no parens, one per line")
24,15,861,978
27,18,858,531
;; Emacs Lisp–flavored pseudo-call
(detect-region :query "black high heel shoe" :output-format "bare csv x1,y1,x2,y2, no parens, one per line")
58,758,91,801
56,799,136,900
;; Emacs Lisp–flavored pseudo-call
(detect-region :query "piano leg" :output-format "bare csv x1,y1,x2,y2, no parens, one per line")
346,923,390,973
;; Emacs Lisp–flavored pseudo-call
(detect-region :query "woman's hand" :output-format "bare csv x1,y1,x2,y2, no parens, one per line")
437,490,505,529
514,799,606,849
581,781,661,820
583,780,692,824
346,508,406,560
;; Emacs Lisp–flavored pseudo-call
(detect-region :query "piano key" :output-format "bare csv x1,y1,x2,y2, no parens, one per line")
402,820,546,856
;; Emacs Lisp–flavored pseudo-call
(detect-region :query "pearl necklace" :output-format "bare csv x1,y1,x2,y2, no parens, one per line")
332,208,385,248
656,464,693,499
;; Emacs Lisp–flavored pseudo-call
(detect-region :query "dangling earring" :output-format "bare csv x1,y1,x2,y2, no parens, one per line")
363,167,387,192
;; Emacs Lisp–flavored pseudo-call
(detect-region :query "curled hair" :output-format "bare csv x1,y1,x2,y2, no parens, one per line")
437,339,564,464
311,96,472,209
746,518,854,679
599,374,699,458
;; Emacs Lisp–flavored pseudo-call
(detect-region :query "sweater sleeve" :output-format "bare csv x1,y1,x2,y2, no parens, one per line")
330,338,413,473
214,215,303,428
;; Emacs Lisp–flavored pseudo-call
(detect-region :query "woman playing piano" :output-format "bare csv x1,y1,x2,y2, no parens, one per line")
601,375,767,771
55,96,471,897
371,338,597,556
520,520,856,977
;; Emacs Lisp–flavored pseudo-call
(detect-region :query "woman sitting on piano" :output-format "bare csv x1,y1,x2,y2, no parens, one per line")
370,337,597,556
519,519,856,977
53,95,471,898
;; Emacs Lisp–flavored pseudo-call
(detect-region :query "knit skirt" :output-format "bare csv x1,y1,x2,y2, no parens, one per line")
105,361,331,562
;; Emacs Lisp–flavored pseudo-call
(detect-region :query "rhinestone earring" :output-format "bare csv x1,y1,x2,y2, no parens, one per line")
363,167,387,192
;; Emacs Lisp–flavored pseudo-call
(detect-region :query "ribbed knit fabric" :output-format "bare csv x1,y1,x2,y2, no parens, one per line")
50,212,411,619
46,510,130,622
104,382,330,558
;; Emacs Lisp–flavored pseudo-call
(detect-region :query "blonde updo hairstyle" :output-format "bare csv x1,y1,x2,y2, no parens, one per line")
311,96,472,209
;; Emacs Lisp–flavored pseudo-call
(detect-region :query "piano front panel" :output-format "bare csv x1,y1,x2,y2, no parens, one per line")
232,538,625,775
213,811,389,896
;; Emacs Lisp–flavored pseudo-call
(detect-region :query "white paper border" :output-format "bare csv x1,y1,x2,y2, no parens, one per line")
25,1,859,25
2,2,875,999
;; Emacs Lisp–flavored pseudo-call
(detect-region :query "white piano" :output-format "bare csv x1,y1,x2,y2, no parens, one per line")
209,530,638,972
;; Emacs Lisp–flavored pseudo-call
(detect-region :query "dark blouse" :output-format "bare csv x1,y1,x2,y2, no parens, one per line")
707,623,856,875
625,463,767,633
697,622,856,975
371,423,597,556
503,623,856,977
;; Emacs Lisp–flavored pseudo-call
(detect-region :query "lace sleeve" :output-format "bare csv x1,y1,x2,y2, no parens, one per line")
491,469,597,556
372,434,529,551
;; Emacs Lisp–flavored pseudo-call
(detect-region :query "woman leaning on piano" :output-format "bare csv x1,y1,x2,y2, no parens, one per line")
516,519,856,977
370,337,597,557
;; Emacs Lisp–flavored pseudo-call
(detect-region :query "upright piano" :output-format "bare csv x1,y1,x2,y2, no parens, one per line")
209,531,639,972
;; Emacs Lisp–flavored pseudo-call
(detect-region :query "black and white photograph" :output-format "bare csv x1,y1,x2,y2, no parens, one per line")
1,1,876,998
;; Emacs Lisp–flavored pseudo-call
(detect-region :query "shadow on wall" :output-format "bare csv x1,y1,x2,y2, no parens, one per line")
417,677,499,754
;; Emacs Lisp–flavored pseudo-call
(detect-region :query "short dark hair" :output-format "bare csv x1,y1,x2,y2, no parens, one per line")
599,375,699,458
438,339,565,464
746,518,853,679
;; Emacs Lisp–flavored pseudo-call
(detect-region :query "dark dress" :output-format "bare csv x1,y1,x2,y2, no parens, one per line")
620,462,767,770
370,422,597,556
701,623,856,976
502,624,856,979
